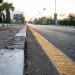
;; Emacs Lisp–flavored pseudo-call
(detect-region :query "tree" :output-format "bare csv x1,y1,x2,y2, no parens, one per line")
21,15,25,24
1,2,14,23
68,13,75,20
0,0,3,3
0,5,6,22
0,0,3,22
0,6,2,22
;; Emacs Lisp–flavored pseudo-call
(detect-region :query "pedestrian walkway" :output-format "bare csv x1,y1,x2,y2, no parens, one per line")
0,26,26,75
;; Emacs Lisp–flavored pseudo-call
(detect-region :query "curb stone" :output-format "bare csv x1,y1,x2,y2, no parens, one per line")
0,26,27,75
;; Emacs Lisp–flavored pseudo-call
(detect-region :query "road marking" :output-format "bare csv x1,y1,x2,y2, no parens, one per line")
29,26,75,75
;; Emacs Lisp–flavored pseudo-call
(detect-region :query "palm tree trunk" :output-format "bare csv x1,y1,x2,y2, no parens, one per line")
2,12,5,22
6,9,10,23
0,0,3,3
0,9,2,22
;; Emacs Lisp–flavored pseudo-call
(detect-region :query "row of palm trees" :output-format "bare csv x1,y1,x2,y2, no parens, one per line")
0,0,14,23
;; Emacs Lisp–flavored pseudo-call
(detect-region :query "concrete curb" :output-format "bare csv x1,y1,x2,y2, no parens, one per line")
0,26,27,75
0,24,20,27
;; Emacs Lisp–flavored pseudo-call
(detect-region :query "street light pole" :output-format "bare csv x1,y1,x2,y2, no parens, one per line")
55,0,56,13
54,0,57,25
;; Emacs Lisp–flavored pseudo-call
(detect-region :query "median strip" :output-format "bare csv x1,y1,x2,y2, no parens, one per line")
29,26,75,75
0,26,26,75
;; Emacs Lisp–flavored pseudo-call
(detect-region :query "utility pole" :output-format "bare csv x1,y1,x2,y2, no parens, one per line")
55,0,56,13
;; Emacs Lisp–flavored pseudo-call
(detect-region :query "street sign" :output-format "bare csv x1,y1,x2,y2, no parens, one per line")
14,14,22,19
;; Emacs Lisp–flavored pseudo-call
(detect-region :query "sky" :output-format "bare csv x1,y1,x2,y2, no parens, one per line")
4,0,75,20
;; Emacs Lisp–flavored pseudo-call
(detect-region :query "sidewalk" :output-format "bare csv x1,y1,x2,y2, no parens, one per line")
0,25,26,75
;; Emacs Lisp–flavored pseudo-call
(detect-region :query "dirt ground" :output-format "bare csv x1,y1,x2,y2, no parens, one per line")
0,25,23,49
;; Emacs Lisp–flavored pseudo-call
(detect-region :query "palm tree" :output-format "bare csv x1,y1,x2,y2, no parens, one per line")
0,6,2,22
68,14,75,20
0,0,3,3
0,5,6,22
0,0,3,22
1,2,14,23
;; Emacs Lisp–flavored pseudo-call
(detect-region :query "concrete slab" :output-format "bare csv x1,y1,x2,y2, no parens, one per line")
15,26,26,37
16,33,26,37
6,36,25,49
0,24,2,26
0,49,24,75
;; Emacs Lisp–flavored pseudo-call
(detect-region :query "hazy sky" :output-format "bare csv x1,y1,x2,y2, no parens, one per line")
4,0,75,20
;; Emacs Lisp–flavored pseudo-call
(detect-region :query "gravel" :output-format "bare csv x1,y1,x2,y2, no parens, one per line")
0,25,23,49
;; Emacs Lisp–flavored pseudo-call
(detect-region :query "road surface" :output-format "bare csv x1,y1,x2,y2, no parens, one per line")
29,24,75,62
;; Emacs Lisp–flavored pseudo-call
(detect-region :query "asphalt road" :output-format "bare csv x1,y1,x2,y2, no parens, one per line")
29,24,75,62
25,27,60,75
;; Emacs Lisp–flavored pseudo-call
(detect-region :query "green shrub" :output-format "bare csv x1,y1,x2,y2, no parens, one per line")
59,20,75,26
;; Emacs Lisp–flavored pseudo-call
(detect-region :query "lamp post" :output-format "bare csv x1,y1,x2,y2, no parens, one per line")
54,0,57,25
55,0,56,13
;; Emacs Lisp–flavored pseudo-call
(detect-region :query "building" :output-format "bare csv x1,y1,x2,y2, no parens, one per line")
10,10,25,24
